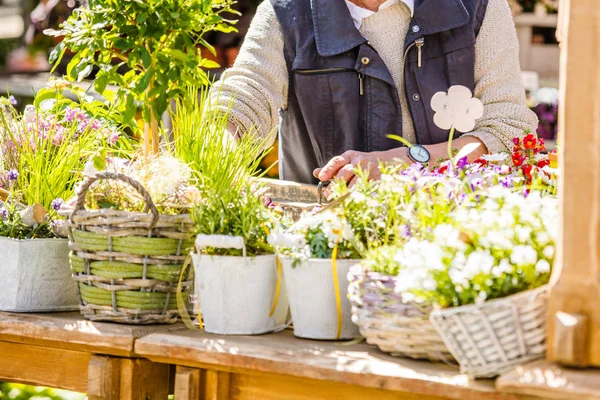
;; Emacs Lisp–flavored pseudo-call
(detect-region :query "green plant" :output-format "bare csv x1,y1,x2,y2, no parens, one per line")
0,383,85,400
0,81,130,213
46,0,238,156
170,87,276,256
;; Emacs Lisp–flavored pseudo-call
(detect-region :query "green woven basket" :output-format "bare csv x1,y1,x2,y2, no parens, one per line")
64,172,195,324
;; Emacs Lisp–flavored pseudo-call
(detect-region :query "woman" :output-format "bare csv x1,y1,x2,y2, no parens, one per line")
211,0,538,184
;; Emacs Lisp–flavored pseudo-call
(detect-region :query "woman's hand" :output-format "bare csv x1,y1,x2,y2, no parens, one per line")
313,148,412,185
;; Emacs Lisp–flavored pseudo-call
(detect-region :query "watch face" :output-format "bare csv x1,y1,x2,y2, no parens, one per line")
408,145,431,163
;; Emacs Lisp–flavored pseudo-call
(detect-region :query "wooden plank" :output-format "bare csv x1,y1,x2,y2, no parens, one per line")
205,370,231,400
135,329,520,400
497,360,600,400
120,358,170,400
547,0,600,367
88,355,121,400
0,341,89,393
174,366,201,400
229,372,448,400
0,311,186,357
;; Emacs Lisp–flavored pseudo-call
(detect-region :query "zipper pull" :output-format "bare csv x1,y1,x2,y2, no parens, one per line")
359,73,364,96
416,38,425,68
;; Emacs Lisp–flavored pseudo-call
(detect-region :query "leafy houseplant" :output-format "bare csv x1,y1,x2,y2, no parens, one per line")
46,0,238,157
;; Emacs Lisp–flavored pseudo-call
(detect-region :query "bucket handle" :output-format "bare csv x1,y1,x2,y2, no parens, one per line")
70,172,160,229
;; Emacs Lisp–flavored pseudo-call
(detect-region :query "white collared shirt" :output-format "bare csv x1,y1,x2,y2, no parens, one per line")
345,0,415,29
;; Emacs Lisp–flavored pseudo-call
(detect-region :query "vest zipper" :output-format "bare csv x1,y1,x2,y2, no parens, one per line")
296,68,365,96
295,67,355,75
359,73,364,96
416,38,425,68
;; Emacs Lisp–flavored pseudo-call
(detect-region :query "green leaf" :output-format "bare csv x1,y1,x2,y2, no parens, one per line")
77,64,94,82
201,59,220,69
165,49,189,62
94,71,109,95
135,68,154,93
123,94,137,122
33,88,57,109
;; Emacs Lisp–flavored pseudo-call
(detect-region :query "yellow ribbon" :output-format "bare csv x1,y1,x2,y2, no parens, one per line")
331,231,344,340
263,225,282,317
177,253,203,330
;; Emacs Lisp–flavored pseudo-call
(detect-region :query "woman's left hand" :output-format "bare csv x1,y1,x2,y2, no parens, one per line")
313,148,411,186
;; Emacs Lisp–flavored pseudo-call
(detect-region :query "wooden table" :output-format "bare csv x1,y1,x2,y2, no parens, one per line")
135,329,537,400
0,312,185,399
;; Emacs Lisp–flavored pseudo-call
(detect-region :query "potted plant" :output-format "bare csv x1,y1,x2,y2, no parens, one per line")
45,0,238,158
0,81,127,312
60,154,200,324
169,88,288,334
269,210,361,340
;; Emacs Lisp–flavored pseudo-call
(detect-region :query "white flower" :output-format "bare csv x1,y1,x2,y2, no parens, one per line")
464,250,495,278
535,259,551,274
482,153,509,163
430,85,484,132
543,245,555,259
515,226,533,243
511,245,538,266
23,105,36,123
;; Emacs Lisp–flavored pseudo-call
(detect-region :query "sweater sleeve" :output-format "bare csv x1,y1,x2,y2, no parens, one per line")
209,0,288,146
462,0,539,153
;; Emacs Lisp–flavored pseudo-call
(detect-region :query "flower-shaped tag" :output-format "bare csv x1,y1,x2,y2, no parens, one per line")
431,86,484,133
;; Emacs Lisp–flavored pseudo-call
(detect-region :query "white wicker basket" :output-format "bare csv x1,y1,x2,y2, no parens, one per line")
429,285,548,378
348,266,453,362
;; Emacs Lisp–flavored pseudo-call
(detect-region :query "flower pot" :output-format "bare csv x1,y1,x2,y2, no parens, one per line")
429,286,548,378
193,253,289,335
0,238,79,312
281,257,360,340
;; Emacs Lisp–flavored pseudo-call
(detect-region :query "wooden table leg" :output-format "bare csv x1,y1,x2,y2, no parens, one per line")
88,355,121,400
204,370,230,400
120,359,170,400
174,366,201,400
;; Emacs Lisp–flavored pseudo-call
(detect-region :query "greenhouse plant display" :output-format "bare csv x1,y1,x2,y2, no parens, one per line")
0,81,127,312
270,210,361,340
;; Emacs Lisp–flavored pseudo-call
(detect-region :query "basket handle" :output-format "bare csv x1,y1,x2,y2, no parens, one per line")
70,172,160,229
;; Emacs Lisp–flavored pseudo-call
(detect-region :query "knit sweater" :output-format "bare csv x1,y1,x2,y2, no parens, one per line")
211,0,539,154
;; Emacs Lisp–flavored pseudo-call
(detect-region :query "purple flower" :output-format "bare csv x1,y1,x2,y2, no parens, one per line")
0,207,7,219
51,198,64,211
64,107,78,123
9,95,17,105
400,224,412,239
107,132,120,145
7,169,18,181
89,119,103,130
457,156,468,170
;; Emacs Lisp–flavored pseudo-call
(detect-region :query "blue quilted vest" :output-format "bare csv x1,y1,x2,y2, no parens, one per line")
271,0,489,183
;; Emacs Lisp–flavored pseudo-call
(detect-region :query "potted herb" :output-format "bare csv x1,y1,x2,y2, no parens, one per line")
45,0,238,158
170,88,288,334
270,210,361,340
0,82,127,312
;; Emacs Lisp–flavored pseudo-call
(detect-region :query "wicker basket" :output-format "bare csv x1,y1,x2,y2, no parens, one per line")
63,172,195,324
348,266,453,362
429,285,548,378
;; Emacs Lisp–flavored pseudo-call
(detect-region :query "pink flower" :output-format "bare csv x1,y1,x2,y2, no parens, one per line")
107,132,120,145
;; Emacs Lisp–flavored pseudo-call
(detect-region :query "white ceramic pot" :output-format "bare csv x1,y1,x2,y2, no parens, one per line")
192,253,289,335
0,238,79,312
281,257,360,340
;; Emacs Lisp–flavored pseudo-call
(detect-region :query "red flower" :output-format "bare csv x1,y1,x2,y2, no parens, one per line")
512,137,521,145
437,165,448,174
512,154,524,167
537,159,550,169
473,158,487,167
522,164,534,181
523,134,537,150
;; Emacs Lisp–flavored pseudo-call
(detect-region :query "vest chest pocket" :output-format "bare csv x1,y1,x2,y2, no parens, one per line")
291,67,366,163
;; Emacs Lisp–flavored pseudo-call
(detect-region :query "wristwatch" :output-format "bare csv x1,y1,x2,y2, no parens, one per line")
407,144,431,164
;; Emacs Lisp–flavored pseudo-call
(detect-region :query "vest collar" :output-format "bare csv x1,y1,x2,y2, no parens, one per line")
312,0,471,57
413,0,471,36
311,0,368,57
